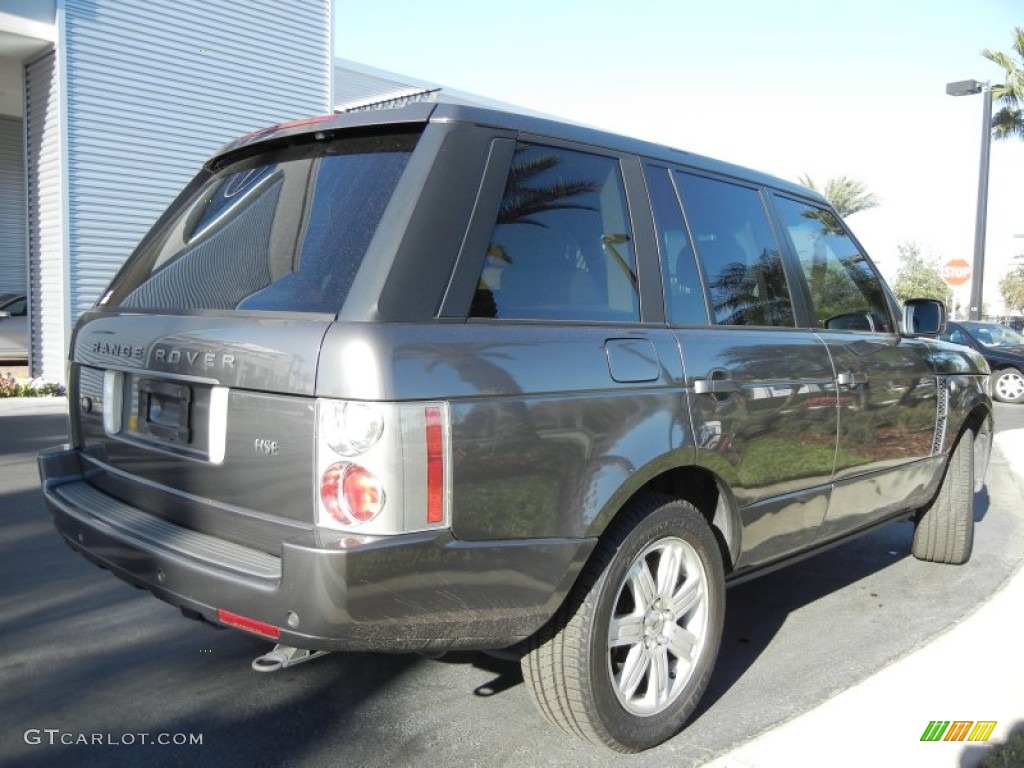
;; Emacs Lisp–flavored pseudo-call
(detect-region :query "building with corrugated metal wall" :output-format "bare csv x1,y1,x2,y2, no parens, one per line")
1,0,331,380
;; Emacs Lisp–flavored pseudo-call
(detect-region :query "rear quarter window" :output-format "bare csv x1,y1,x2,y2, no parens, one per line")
470,143,640,323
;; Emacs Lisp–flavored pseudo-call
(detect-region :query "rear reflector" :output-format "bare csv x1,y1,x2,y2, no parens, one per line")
425,406,444,524
216,608,281,640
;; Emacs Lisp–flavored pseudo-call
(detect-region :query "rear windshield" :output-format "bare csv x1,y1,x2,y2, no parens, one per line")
101,133,417,314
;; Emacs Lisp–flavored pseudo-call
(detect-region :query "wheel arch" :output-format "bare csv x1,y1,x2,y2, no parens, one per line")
586,461,741,574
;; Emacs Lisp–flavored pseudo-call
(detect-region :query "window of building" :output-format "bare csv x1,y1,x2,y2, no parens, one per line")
674,173,794,327
470,144,639,322
773,196,893,333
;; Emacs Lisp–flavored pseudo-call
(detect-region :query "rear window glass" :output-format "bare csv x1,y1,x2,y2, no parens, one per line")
101,133,416,314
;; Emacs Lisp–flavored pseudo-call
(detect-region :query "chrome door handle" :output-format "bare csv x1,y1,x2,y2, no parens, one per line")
693,378,740,395
837,371,868,386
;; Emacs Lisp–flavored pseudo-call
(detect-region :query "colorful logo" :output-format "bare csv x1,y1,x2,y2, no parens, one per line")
921,721,997,742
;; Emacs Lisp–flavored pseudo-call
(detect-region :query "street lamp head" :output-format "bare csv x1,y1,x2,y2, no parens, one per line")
946,79,985,97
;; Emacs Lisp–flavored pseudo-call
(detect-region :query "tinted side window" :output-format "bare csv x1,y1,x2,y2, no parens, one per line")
643,166,708,326
674,173,794,327
773,196,892,333
470,144,639,322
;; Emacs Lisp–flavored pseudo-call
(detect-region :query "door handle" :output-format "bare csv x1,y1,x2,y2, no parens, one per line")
837,371,868,386
693,378,740,395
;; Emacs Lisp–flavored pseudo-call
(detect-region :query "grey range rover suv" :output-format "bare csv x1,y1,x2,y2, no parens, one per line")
39,103,993,752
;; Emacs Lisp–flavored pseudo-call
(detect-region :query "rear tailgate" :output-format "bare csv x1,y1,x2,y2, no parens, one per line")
69,313,329,553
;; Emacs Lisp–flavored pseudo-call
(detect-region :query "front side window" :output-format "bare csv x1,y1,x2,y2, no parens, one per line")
773,196,893,333
674,173,794,327
103,133,416,314
470,143,639,322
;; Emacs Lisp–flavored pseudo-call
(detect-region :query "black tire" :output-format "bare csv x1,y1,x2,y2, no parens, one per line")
912,431,975,564
991,367,1024,404
520,494,725,752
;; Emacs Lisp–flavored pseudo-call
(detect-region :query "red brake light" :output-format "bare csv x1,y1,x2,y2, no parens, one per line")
320,463,385,525
426,406,444,524
342,464,386,522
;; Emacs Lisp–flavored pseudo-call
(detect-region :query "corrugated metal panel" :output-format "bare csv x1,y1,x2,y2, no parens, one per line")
333,59,549,118
0,116,27,295
62,0,331,319
25,50,66,380
333,65,434,107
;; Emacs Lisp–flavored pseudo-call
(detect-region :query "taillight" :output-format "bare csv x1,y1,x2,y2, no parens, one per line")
426,407,444,525
315,400,450,534
319,463,386,525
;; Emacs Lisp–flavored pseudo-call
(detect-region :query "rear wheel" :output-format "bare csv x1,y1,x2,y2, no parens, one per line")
991,367,1024,404
521,494,725,752
912,430,975,564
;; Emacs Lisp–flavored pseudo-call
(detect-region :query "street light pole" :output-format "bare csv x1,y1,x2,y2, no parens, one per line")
946,79,993,321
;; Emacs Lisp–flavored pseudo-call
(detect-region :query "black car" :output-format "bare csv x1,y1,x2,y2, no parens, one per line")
940,321,1024,403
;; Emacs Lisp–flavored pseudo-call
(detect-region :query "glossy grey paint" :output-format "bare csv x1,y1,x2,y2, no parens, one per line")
317,321,691,540
41,446,593,652
679,327,837,567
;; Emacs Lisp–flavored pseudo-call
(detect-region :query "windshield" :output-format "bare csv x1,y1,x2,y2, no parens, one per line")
100,132,417,315
966,323,1024,348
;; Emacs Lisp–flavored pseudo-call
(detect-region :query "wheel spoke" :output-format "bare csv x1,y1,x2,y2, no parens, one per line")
608,613,644,648
655,542,683,596
628,560,657,609
668,573,702,618
664,622,699,664
618,644,651,700
648,647,671,707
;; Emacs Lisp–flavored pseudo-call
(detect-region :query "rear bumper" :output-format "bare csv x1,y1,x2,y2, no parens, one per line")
38,445,594,652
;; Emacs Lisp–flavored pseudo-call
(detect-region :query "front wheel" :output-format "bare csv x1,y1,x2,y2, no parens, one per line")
912,430,975,564
992,367,1024,404
521,494,725,752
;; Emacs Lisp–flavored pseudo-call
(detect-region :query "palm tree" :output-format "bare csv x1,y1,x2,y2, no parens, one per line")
983,26,1024,141
797,175,879,217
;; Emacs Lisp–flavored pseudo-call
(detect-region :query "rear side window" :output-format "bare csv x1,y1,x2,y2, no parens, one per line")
470,143,640,323
643,166,708,326
674,173,794,327
102,133,416,314
773,196,893,333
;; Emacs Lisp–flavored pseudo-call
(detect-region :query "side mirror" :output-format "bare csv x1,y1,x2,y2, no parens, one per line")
903,298,946,336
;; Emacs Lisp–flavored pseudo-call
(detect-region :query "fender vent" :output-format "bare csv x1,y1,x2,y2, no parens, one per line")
931,377,950,456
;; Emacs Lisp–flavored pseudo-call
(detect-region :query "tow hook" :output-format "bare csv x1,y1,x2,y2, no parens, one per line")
251,644,330,672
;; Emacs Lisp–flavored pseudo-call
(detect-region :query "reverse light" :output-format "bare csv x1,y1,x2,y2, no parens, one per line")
322,401,384,456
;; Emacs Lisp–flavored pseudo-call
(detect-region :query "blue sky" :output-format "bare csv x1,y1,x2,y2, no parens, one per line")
335,1,1024,311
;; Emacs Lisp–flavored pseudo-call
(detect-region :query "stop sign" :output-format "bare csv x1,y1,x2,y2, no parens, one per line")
941,259,972,286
